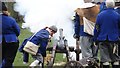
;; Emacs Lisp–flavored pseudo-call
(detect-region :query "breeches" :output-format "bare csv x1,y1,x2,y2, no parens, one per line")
99,42,120,63
80,36,93,58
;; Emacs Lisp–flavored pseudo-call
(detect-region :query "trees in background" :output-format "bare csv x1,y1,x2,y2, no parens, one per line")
5,2,24,23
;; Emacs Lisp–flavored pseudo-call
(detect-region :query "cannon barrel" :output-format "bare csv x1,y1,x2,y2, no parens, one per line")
57,28,65,49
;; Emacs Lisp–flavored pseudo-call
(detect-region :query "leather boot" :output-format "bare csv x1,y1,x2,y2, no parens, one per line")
103,65,110,68
112,65,120,68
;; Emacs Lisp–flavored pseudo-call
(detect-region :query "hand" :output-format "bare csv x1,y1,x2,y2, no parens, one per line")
73,34,79,40
93,41,98,46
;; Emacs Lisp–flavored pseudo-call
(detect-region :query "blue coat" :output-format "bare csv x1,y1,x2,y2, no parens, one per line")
1,14,20,43
115,7,120,14
115,7,120,37
19,29,50,57
94,8,120,41
99,2,107,12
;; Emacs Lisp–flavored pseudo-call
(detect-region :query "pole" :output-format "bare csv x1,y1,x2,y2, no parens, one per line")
75,38,81,61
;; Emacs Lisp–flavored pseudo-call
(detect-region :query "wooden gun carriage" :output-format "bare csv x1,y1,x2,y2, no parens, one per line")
45,28,81,68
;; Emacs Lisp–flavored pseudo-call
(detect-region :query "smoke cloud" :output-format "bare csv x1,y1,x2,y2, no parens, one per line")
14,0,84,60
14,0,84,46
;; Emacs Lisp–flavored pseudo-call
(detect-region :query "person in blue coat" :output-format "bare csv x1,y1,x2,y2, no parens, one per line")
73,12,94,59
19,25,57,67
0,2,20,68
115,6,120,57
18,38,29,64
99,0,107,12
115,6,120,14
93,0,120,68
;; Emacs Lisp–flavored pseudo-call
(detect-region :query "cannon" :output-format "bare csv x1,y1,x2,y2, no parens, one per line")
64,57,99,68
46,28,81,68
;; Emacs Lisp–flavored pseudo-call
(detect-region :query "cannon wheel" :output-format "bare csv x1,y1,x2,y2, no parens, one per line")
64,61,84,68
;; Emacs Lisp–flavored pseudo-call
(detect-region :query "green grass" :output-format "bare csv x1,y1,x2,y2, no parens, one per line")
14,27,33,66
13,23,66,66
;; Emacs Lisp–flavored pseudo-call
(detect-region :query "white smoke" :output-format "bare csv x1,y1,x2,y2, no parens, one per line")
14,0,84,46
14,0,84,60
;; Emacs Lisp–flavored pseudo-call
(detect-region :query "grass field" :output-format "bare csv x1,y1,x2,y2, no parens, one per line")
14,25,33,66
13,23,66,66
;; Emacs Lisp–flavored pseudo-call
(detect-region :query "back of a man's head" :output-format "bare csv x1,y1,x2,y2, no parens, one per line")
106,0,115,8
2,2,7,11
49,25,57,33
1,2,10,15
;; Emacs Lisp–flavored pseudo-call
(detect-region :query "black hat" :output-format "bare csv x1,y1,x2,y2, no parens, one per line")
2,2,7,11
115,2,120,6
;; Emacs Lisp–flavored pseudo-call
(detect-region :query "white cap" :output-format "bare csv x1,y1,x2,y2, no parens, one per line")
49,25,58,33
106,0,115,8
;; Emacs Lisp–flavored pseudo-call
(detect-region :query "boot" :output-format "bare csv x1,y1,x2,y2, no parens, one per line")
112,65,120,68
112,61,120,68
100,62,103,68
103,65,110,68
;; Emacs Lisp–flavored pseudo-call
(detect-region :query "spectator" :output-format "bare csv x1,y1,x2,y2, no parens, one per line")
0,2,20,68
93,0,120,68
115,6,120,14
73,12,94,59
115,5,120,63
99,0,107,12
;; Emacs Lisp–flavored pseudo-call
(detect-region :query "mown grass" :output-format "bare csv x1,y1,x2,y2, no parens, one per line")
13,23,66,66
14,24,33,66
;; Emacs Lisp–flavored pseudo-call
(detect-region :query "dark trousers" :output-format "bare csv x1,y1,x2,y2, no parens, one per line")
118,42,120,65
91,44,99,61
2,40,19,68
118,43,120,56
23,52,29,62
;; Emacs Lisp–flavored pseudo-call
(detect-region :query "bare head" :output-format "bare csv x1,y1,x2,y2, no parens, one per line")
106,0,115,8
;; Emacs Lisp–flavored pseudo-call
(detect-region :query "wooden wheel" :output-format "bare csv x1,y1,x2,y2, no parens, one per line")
64,61,84,68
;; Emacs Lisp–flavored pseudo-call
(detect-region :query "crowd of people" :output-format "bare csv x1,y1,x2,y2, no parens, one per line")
1,0,120,68
0,2,58,68
73,0,120,68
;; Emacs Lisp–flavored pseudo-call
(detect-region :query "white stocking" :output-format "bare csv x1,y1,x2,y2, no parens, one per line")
29,60,39,67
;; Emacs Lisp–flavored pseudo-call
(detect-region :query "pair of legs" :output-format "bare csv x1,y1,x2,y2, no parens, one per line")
99,41,120,68
80,36,93,58
2,40,19,68
23,52,29,64
29,53,44,68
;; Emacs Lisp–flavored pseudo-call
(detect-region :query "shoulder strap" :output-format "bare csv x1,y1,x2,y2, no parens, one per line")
29,32,37,40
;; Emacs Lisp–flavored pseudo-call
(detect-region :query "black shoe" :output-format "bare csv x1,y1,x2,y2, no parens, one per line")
103,65,110,68
112,65,120,68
